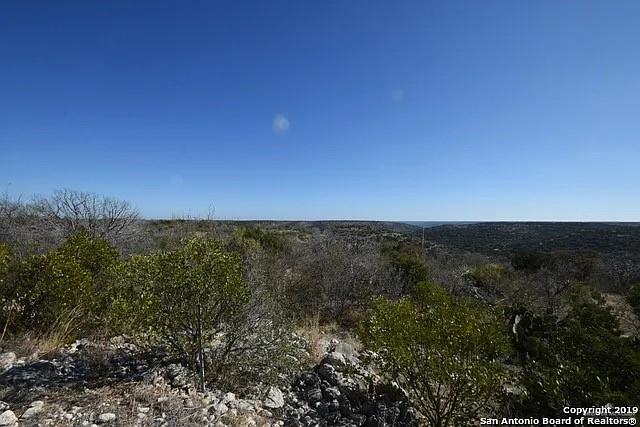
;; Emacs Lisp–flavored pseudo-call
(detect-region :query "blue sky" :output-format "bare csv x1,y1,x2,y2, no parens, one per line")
1,1,639,220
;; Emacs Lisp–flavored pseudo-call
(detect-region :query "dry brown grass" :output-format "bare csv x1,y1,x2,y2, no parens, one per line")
0,301,20,346
303,312,323,364
298,312,362,365
2,307,84,360
36,307,84,358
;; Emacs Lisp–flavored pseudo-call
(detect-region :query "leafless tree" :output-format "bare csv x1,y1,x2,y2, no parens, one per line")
288,233,384,319
0,190,59,255
0,190,24,237
34,189,140,240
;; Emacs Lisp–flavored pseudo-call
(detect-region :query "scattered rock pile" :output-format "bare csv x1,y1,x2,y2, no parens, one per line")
0,340,156,389
0,345,284,426
0,340,420,426
283,353,419,427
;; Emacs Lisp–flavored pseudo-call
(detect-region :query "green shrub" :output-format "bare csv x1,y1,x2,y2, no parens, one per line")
0,244,10,290
57,230,120,326
0,243,10,276
513,286,640,415
110,236,249,389
4,232,120,336
358,282,510,426
239,226,290,253
0,243,14,338
56,229,119,276
469,263,509,287
386,249,430,294
11,251,92,332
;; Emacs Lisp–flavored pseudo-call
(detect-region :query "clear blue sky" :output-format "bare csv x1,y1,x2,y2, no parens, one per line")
1,1,639,220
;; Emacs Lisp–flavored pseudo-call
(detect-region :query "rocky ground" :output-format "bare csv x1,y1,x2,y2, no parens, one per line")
284,353,418,427
0,338,419,427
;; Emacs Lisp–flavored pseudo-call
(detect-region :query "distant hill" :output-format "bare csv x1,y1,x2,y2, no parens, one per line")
417,222,640,258
145,219,640,260
403,221,478,228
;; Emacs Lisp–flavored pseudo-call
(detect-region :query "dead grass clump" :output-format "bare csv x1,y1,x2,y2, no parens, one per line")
34,307,84,358
303,312,323,364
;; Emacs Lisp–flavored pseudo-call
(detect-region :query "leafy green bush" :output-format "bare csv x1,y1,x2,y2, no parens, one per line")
56,229,119,276
0,243,10,286
57,230,121,326
386,249,430,294
11,251,92,332
512,286,640,415
3,232,120,335
358,282,510,426
110,236,249,389
239,226,290,253
469,263,509,288
0,243,15,338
